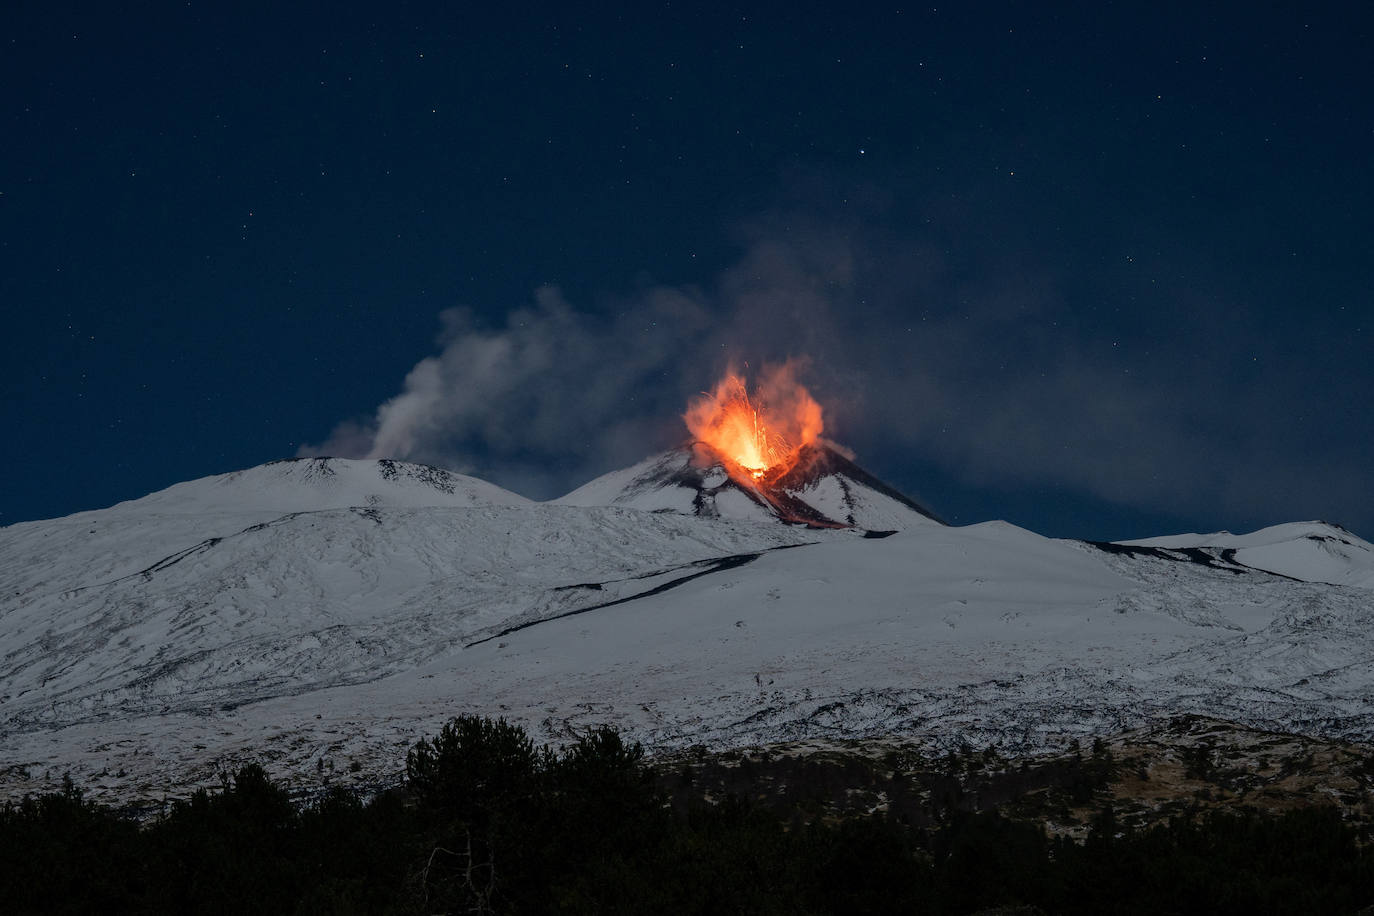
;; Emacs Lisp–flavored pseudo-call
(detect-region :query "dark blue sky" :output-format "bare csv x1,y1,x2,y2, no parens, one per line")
3,2,1370,540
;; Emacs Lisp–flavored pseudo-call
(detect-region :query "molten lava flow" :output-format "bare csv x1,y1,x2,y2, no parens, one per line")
683,364,823,484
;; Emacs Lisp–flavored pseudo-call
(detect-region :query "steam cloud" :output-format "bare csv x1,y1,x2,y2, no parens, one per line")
301,233,860,500
300,219,1369,535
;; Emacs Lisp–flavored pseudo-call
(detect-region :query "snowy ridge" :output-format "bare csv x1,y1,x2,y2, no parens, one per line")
1120,521,1374,589
0,458,529,607
101,456,531,517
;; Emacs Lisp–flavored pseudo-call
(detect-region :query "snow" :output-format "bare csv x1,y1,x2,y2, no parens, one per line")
2,457,1373,806
1,500,816,734
1121,522,1374,588
785,474,938,531
554,451,675,508
555,448,777,524
0,457,529,608
106,456,532,516
556,444,941,531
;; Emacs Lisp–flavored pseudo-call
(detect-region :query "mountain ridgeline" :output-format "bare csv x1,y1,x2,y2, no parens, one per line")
555,440,945,530
1,453,1372,815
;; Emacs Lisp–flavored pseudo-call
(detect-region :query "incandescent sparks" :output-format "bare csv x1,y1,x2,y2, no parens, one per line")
683,363,823,484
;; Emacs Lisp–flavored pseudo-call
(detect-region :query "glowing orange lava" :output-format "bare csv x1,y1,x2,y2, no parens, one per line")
683,363,823,483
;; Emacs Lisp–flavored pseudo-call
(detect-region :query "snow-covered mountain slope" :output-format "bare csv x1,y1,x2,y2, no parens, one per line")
556,441,943,531
1119,521,1374,589
106,456,531,516
0,457,530,607
2,457,1372,806
0,502,816,733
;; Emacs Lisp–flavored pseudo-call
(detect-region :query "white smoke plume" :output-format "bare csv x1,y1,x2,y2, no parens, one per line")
300,223,1370,534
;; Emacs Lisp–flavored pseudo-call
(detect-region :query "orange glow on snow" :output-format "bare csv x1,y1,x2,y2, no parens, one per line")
683,364,823,483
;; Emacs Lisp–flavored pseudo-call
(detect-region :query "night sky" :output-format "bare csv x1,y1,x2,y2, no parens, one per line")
4,3,1370,540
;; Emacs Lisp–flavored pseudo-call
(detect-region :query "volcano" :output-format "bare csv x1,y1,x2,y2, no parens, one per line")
556,441,944,531
3,448,1374,808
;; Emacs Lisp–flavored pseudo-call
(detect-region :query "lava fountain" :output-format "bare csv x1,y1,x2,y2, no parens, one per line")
683,363,823,484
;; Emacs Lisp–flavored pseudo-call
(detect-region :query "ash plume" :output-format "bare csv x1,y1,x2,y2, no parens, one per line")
300,218,1371,534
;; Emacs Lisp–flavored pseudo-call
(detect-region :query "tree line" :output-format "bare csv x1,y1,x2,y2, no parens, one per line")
1,715,1371,913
